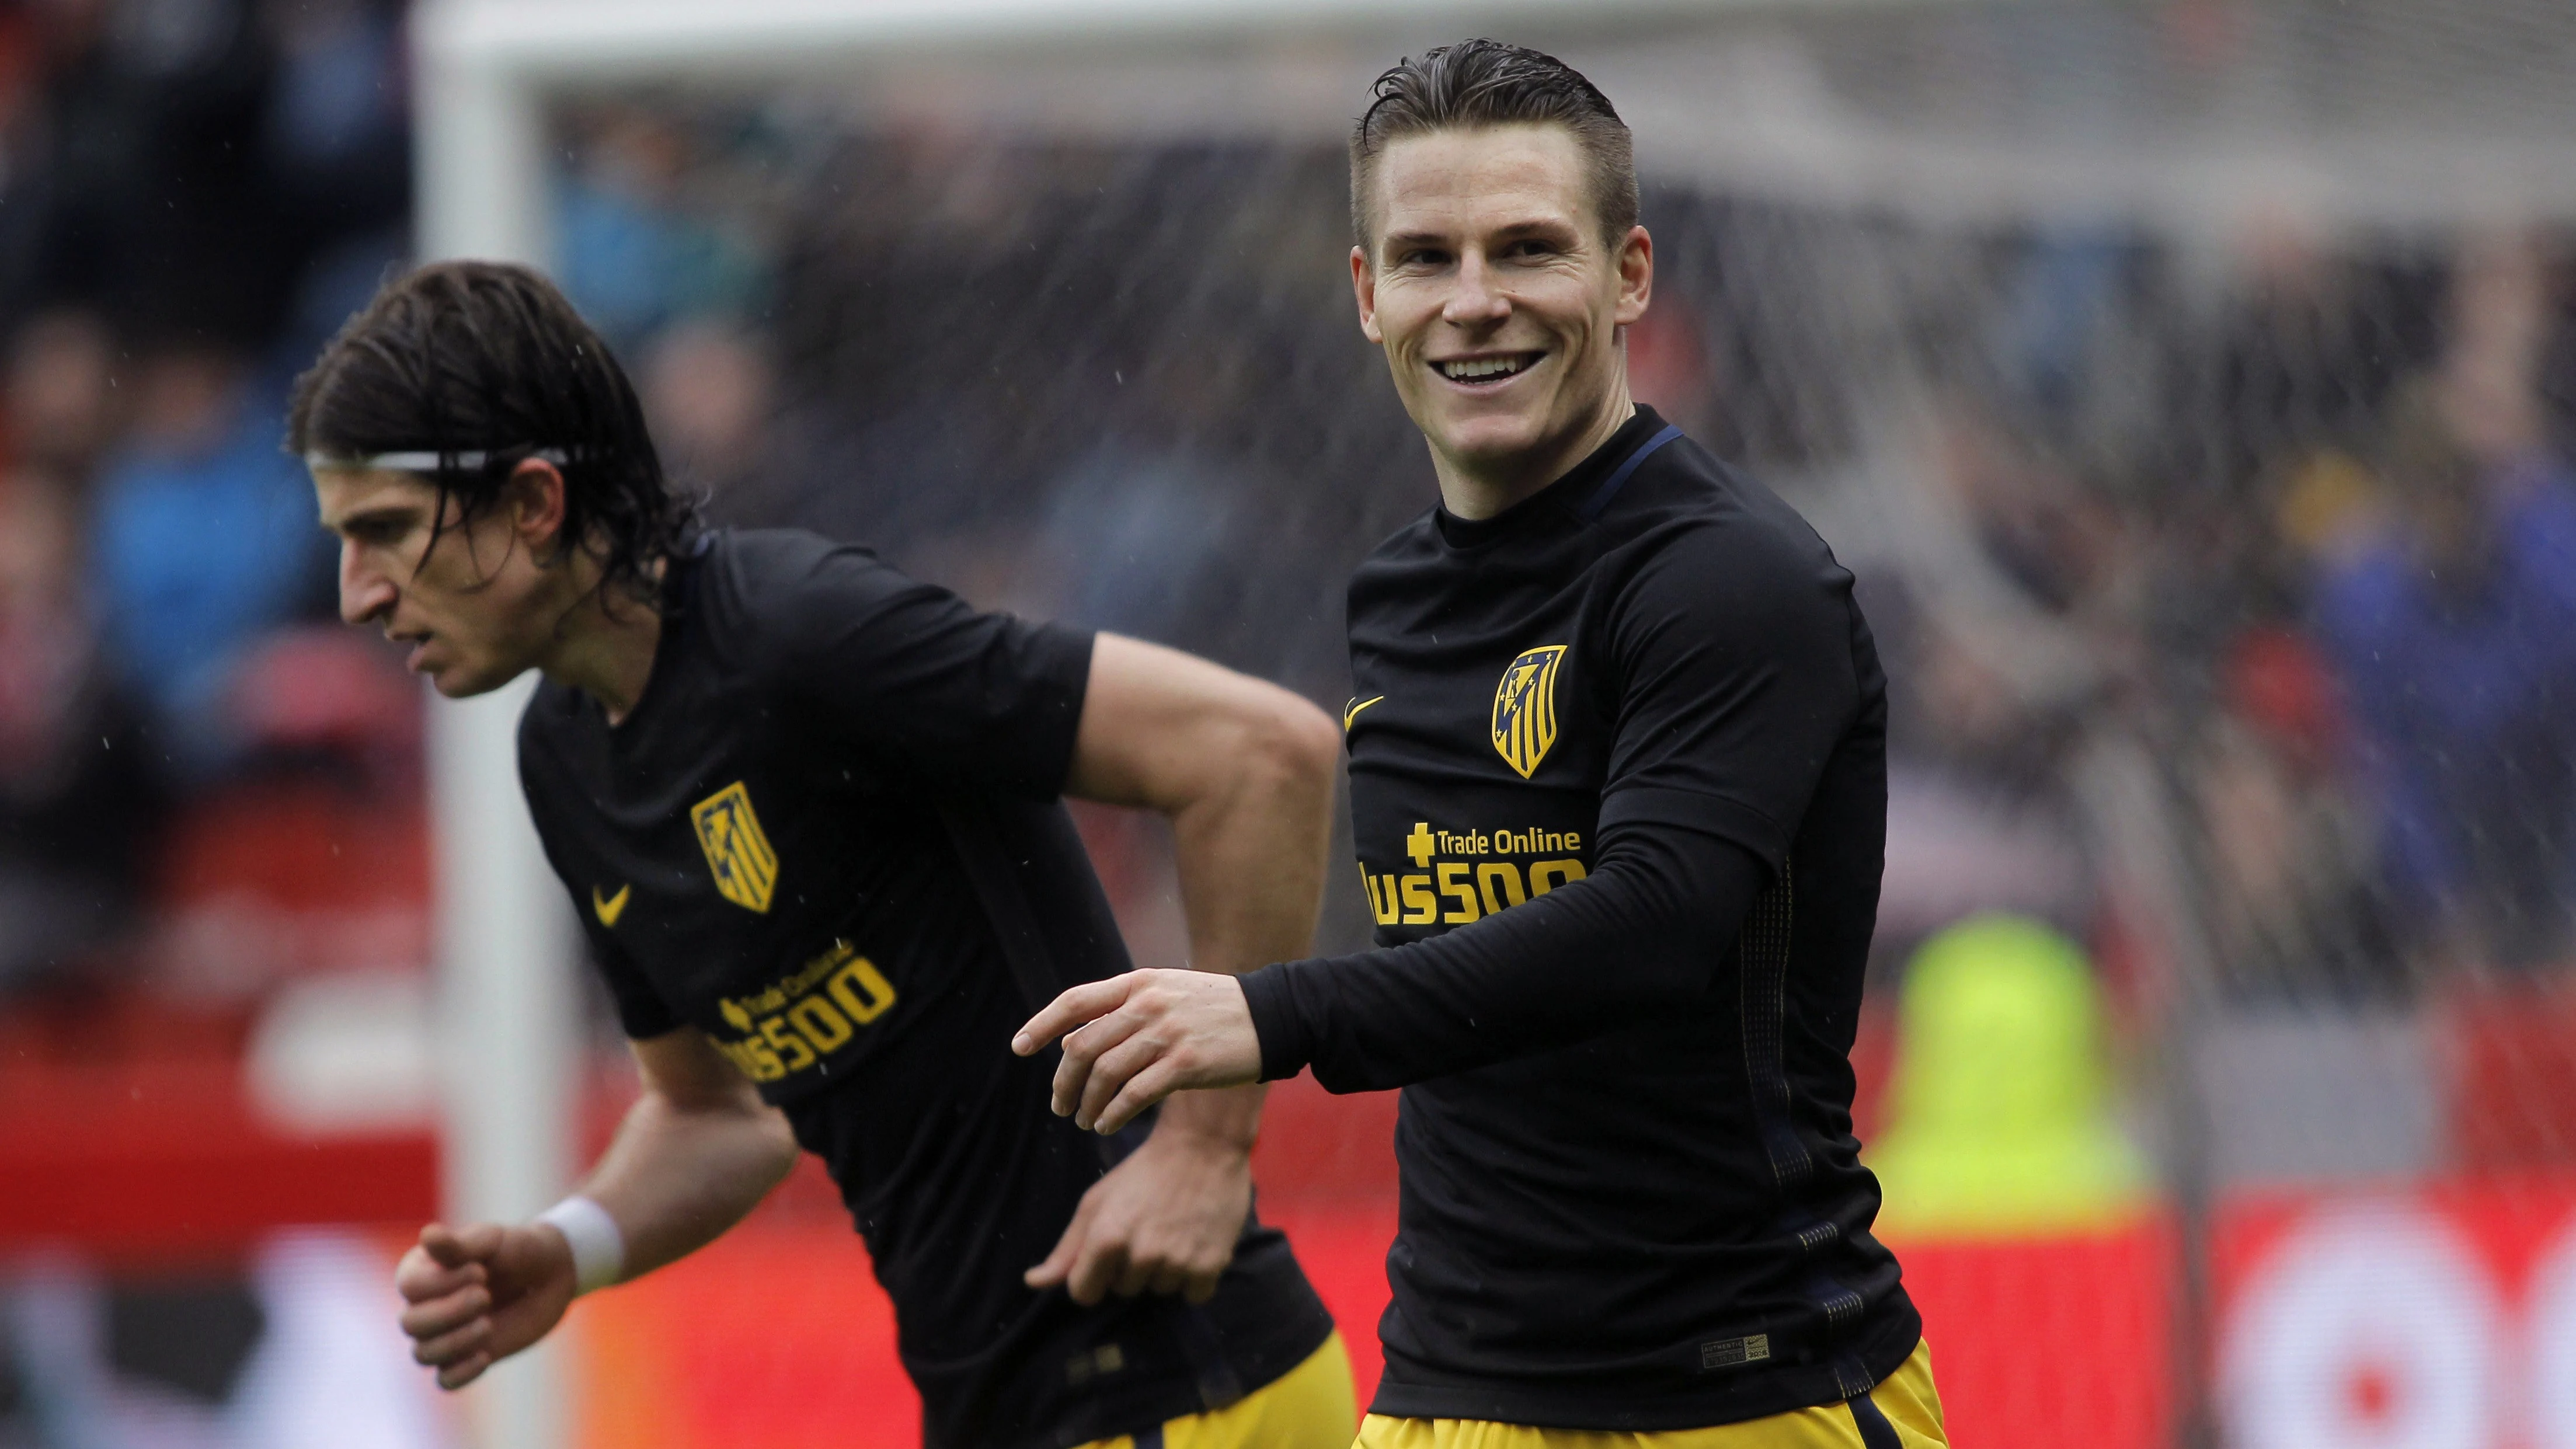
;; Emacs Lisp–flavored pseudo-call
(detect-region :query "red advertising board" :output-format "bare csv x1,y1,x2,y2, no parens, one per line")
2213,1174,2576,1449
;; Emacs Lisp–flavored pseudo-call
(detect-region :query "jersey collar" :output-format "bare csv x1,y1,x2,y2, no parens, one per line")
1433,405,1670,551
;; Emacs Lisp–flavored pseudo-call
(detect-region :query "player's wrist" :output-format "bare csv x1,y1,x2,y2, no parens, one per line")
533,1195,626,1296
1142,1089,1260,1158
1148,1117,1258,1161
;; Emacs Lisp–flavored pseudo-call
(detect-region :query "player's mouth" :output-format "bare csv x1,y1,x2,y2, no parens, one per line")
391,630,434,674
1432,351,1544,389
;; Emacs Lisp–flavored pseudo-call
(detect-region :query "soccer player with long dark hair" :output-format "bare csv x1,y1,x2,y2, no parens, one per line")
1018,41,1947,1449
293,262,1355,1448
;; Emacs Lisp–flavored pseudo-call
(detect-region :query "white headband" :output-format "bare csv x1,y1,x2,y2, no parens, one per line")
305,448,572,472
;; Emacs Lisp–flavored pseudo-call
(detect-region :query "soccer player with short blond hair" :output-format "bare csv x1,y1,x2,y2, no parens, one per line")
1019,40,1945,1449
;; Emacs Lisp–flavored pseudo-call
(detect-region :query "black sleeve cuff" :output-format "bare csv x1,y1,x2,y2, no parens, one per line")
1238,962,1315,1083
1025,624,1097,799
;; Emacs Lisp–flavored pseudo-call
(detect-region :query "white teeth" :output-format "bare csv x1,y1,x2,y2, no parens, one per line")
1440,356,1531,381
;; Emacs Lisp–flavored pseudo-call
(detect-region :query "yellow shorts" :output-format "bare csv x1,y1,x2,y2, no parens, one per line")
1077,1332,1359,1449
1354,1339,1944,1449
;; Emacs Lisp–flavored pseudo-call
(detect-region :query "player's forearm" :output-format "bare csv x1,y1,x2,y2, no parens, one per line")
1151,691,1340,1148
577,1088,800,1281
1240,823,1769,1092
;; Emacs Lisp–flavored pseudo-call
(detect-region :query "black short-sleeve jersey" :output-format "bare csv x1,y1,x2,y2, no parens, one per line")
516,529,1331,1449
1254,410,1917,1428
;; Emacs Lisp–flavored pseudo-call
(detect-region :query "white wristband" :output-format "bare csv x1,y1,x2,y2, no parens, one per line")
534,1196,625,1296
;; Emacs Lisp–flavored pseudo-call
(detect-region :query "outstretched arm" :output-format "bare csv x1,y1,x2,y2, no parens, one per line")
394,1027,798,1388
1021,633,1340,1304
1019,513,1866,1128
1015,818,1767,1131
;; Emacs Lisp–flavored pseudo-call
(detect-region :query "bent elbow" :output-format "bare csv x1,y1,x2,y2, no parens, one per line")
746,1103,801,1183
1271,694,1343,790
1204,685,1334,790
1241,694,1341,816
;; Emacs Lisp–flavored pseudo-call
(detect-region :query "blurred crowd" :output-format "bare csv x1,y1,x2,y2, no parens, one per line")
6,14,2576,1042
1827,226,2576,1009
0,0,410,1007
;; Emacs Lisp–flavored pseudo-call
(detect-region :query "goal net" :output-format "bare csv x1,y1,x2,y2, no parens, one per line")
421,2,2576,1445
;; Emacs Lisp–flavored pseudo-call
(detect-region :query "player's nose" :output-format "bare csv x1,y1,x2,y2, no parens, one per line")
1442,249,1513,326
339,541,396,625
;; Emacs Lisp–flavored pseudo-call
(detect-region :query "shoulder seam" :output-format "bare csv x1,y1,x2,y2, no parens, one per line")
1576,423,1686,523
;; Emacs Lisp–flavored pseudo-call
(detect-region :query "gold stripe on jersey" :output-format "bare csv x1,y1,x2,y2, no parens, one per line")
691,780,780,913
1492,645,1568,778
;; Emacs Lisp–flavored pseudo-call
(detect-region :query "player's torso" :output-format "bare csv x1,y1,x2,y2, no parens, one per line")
520,536,1337,1447
1338,445,1920,1417
1344,559,1608,953
1343,513,1752,1134
522,604,1002,1103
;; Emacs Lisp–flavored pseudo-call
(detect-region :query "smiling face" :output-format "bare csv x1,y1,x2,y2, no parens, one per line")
313,464,576,698
1352,123,1652,515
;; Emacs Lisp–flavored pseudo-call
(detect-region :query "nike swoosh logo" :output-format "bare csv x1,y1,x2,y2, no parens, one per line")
1343,696,1385,731
593,883,632,927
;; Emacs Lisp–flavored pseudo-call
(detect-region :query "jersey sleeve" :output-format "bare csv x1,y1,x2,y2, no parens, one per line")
1241,818,1770,1090
758,543,1095,799
1592,518,1863,868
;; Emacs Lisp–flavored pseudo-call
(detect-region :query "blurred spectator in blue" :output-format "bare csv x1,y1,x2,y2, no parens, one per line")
558,107,765,351
2317,370,2576,971
257,0,411,372
0,467,160,996
259,0,407,232
89,342,326,774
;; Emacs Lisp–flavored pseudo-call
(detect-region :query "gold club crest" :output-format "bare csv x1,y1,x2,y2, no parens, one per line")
691,781,780,914
1492,645,1568,779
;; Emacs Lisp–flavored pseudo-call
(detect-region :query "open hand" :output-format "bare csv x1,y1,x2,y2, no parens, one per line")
1024,1122,1251,1305
393,1221,578,1389
1012,969,1262,1134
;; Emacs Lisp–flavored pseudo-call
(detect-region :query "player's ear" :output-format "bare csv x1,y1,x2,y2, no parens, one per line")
504,458,569,556
1352,245,1384,345
1613,225,1653,328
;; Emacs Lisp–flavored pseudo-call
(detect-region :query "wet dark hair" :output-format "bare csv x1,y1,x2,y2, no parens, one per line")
286,260,694,607
1349,39,1638,248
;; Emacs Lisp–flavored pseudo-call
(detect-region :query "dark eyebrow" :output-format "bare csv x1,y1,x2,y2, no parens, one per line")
1383,217,1578,252
325,502,422,534
1487,218,1581,241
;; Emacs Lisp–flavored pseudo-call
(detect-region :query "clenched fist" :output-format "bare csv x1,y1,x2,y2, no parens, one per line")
394,1221,579,1389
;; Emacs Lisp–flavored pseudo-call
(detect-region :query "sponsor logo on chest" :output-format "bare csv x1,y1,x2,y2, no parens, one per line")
710,939,900,1082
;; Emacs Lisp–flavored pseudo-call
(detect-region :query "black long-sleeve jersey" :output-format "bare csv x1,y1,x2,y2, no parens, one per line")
1240,407,1920,1429
517,529,1331,1449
